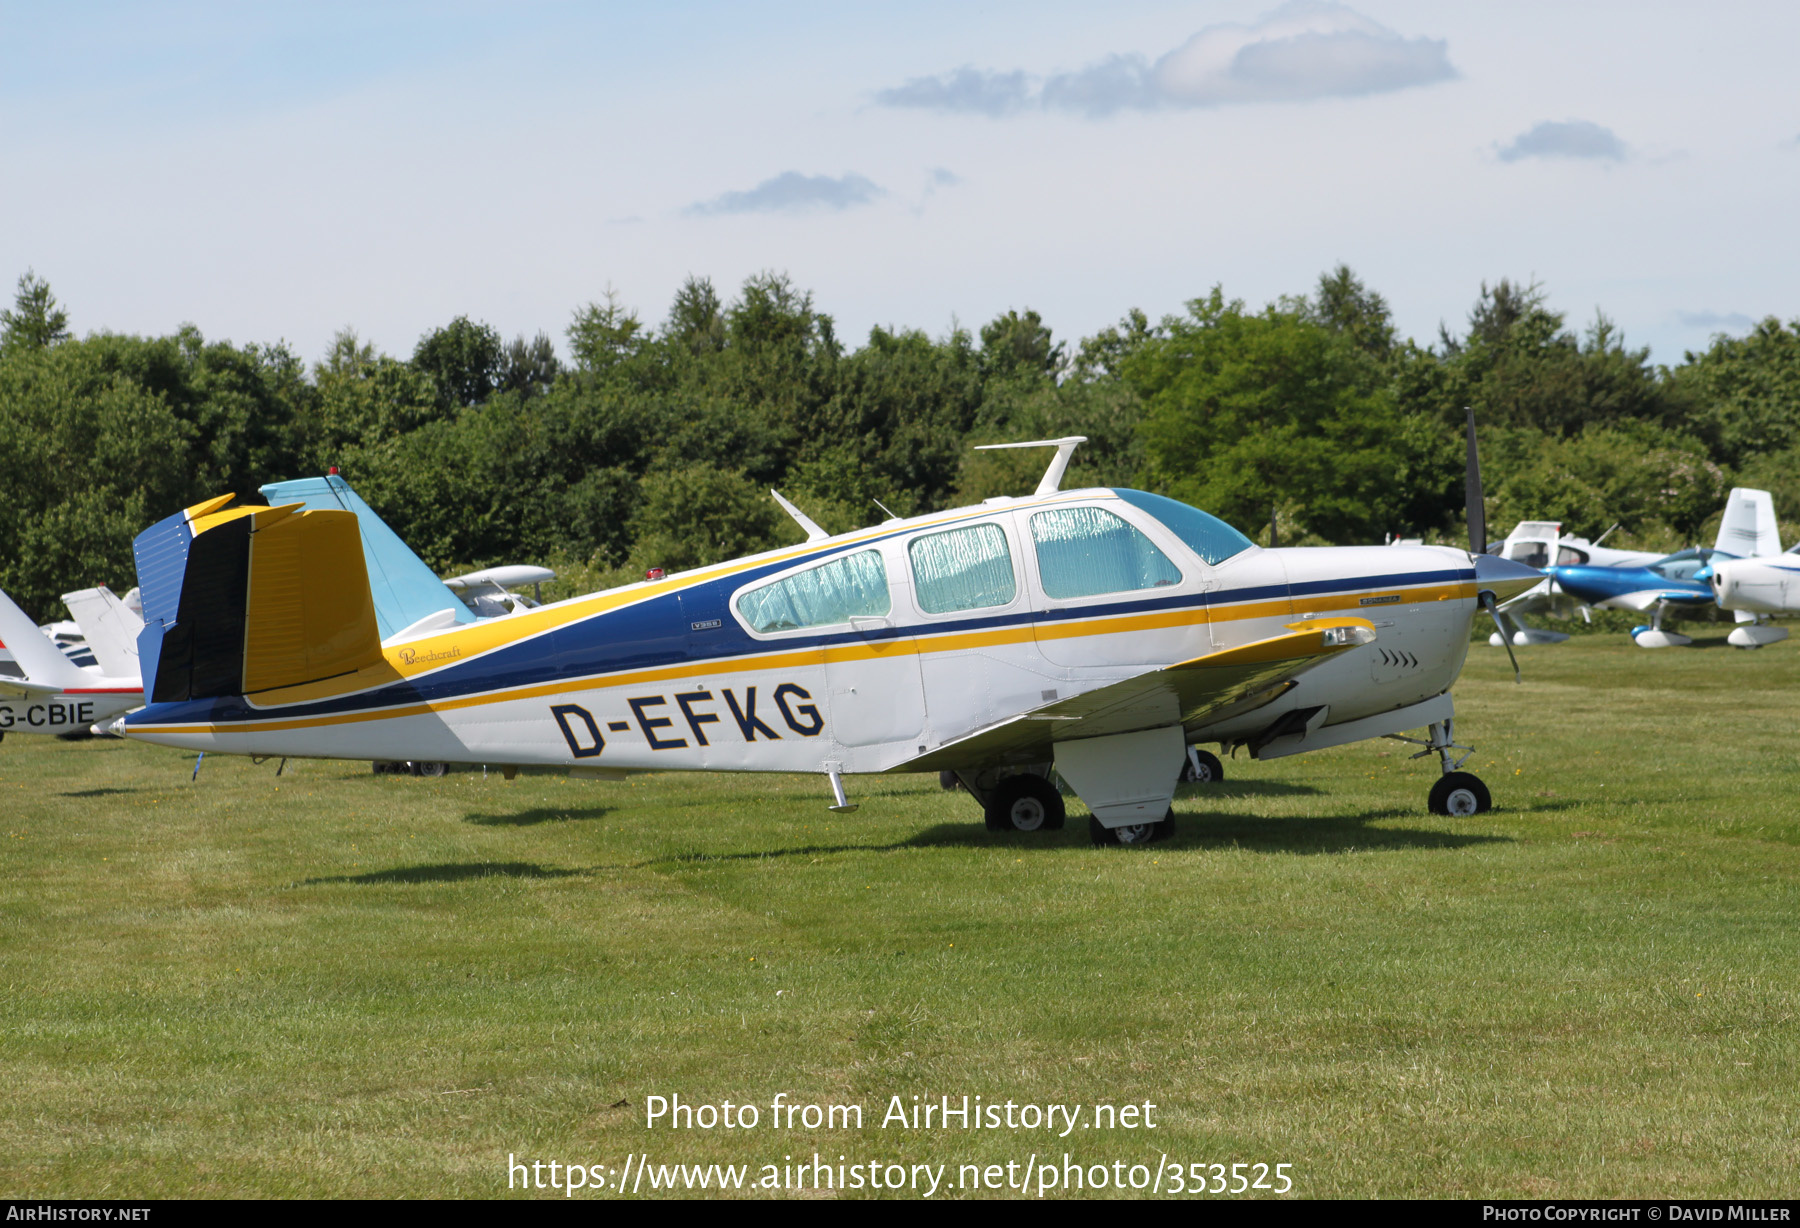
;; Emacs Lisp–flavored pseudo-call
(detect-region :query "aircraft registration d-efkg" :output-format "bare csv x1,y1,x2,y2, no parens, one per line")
121,422,1540,843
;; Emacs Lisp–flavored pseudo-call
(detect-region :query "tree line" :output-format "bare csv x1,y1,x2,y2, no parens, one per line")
2,265,1798,622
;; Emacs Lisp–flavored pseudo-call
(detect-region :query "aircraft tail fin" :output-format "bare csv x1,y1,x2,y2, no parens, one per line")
61,586,145,680
1715,487,1780,557
133,494,384,704
258,474,476,640
0,589,93,690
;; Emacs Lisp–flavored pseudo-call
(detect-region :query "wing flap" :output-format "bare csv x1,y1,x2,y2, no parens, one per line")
890,619,1375,774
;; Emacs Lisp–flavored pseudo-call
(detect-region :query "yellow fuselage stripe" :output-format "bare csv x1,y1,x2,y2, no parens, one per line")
134,581,1476,735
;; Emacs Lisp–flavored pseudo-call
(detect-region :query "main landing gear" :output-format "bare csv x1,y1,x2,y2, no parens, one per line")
984,773,1066,832
1387,717,1493,817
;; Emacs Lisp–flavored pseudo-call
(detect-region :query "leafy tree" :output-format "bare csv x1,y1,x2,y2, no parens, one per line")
1131,289,1439,544
0,270,71,353
1669,317,1800,471
628,463,787,572
980,308,1063,382
1301,264,1396,360
308,329,445,461
567,288,645,374
0,340,195,617
499,332,561,398
412,316,506,408
665,276,726,357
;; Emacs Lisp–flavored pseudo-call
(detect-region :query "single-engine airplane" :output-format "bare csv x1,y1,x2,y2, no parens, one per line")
0,589,143,742
120,422,1540,844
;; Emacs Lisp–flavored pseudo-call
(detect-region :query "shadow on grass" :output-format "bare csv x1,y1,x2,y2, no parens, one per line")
1165,809,1510,854
301,861,588,886
649,807,1508,863
1177,780,1322,799
465,805,614,827
61,787,140,797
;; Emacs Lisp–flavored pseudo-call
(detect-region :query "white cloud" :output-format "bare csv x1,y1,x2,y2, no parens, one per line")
877,2,1454,119
875,68,1033,117
1497,120,1628,162
1677,309,1754,330
1149,2,1454,109
685,172,884,217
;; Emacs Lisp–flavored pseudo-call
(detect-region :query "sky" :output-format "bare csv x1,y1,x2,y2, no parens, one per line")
3,1,1797,367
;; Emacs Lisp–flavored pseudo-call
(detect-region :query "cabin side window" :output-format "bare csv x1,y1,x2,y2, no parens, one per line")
1030,506,1181,599
909,522,1016,614
735,550,890,633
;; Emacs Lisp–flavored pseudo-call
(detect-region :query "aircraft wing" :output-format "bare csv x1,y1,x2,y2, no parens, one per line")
1596,589,1710,612
891,618,1376,775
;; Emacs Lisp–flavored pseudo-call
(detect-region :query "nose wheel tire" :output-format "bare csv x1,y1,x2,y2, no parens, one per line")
984,774,1066,832
1179,749,1224,784
1089,809,1177,846
1428,772,1491,816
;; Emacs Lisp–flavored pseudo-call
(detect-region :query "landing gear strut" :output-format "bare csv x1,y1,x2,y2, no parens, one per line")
1386,717,1492,816
1179,747,1224,784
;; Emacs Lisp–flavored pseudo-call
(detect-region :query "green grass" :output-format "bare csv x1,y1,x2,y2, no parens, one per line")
3,633,1798,1198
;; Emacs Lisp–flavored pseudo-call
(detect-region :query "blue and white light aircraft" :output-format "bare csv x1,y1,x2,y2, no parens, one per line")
119,431,1541,843
1546,488,1780,647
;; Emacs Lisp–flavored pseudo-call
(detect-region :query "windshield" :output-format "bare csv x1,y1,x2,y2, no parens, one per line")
1110,489,1254,566
1650,547,1730,581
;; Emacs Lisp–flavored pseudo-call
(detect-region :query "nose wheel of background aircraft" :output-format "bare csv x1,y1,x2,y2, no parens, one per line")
1179,748,1224,783
984,774,1066,832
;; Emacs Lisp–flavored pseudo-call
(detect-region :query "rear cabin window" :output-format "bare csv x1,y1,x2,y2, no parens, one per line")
909,522,1016,614
1030,506,1182,599
735,550,890,633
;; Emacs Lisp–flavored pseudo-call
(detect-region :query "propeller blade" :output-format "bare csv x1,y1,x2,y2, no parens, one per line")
1464,406,1487,557
1481,590,1522,683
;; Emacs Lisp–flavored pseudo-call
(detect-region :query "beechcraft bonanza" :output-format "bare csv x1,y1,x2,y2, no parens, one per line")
120,423,1541,843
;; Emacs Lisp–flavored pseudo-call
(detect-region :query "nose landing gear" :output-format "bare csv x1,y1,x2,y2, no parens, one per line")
1387,716,1493,816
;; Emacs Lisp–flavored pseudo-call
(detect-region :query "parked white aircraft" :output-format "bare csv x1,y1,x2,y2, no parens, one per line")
121,429,1542,843
445,565,558,619
1705,495,1796,647
0,590,143,742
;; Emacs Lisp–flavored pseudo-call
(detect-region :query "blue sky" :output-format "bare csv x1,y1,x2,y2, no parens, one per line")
3,1,1797,366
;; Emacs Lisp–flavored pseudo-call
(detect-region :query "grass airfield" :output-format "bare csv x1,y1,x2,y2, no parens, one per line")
2,633,1797,1199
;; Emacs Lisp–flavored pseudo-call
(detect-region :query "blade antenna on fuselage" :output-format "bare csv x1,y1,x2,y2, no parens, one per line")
770,489,828,542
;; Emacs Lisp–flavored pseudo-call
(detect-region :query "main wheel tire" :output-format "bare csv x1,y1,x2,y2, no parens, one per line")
985,774,1065,832
417,761,449,778
1179,749,1224,784
1089,812,1165,846
939,769,962,791
1428,771,1491,816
